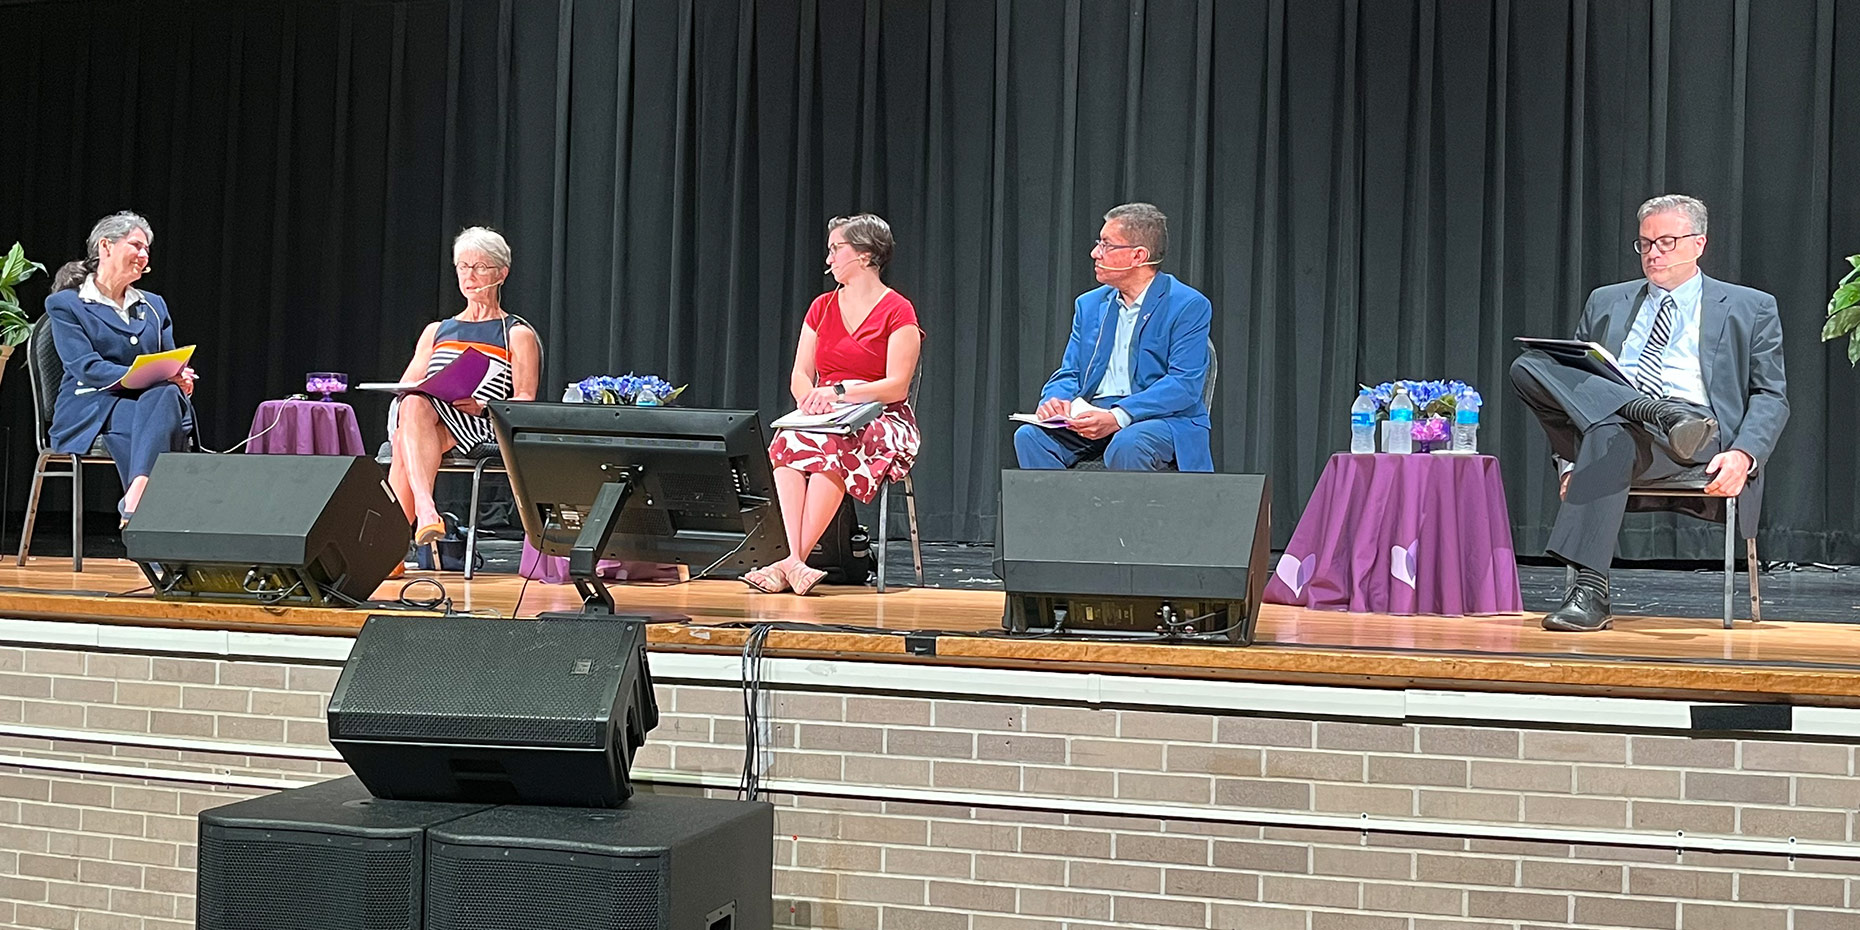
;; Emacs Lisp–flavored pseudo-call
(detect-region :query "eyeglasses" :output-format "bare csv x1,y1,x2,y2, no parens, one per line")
825,242,854,259
455,262,500,275
1093,239,1142,254
1631,233,1702,255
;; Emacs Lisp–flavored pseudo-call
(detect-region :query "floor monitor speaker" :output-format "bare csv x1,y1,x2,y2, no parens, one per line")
994,470,1270,644
124,453,409,606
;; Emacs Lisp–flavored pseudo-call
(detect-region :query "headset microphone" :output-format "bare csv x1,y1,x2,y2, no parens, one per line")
1092,257,1163,273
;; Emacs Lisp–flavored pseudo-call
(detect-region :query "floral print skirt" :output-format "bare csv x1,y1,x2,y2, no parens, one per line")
767,403,920,503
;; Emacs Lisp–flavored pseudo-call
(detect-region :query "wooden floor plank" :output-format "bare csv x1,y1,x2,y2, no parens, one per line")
2,558,1857,704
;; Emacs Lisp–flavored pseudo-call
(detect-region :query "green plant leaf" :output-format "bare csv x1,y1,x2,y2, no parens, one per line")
1848,254,1860,271
1851,333,1860,366
1833,278,1860,310
1824,303,1860,341
1,243,32,284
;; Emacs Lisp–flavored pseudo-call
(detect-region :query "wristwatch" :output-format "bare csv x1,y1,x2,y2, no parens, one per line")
833,383,846,396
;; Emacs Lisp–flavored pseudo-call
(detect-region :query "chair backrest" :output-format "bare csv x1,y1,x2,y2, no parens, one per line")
26,314,63,454
1202,339,1218,411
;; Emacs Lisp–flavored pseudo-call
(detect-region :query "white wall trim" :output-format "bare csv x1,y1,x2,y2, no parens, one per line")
3,746,1850,862
6,616,1860,738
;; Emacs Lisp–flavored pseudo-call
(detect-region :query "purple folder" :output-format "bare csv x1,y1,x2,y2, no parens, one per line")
357,347,501,403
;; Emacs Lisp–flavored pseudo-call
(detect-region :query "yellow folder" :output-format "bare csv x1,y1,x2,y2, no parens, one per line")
105,345,196,391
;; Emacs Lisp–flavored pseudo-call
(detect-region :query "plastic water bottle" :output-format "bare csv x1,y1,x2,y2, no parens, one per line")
1452,392,1481,453
1385,386,1415,454
1349,389,1378,454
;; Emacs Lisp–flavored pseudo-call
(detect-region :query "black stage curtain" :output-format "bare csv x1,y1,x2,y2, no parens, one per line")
2,0,1857,560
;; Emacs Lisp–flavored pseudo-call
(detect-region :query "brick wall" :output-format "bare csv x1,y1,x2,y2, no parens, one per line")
4,642,1859,930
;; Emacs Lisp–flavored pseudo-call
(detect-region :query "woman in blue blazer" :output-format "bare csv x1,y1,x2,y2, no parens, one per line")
44,212,196,525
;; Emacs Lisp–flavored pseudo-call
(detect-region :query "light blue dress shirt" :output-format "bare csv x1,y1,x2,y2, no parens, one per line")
1093,280,1152,428
1619,271,1708,406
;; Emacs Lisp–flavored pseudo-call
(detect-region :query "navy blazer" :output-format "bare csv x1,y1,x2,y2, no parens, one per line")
1037,272,1214,471
1574,273,1789,534
44,287,178,455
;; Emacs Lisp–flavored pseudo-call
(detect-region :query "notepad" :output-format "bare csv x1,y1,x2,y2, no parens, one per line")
771,401,885,434
358,347,507,403
103,345,195,392
1009,397,1107,429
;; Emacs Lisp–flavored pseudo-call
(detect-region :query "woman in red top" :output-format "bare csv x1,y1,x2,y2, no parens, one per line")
745,214,924,595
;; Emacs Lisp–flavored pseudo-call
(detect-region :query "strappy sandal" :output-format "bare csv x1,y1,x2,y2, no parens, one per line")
741,565,789,594
785,562,828,597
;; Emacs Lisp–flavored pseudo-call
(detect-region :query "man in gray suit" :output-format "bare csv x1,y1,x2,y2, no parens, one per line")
1510,194,1789,632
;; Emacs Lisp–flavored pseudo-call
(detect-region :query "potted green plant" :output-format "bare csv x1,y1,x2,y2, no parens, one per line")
0,242,47,386
1825,254,1860,365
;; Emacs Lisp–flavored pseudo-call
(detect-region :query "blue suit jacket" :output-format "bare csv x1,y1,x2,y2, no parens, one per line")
1038,272,1214,472
45,287,177,455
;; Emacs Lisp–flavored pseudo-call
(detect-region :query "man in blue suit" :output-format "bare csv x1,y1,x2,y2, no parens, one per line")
1014,202,1213,472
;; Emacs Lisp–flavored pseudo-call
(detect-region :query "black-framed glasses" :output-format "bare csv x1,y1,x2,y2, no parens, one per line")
1632,233,1702,255
1093,239,1142,253
455,262,499,275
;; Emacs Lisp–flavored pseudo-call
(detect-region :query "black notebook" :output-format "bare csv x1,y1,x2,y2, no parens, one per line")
1514,337,1630,386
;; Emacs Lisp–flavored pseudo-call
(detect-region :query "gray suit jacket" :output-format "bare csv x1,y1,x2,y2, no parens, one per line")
1573,273,1790,535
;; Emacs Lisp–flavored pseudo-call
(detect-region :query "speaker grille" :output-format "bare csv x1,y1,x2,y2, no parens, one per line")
332,620,625,747
198,832,416,930
339,711,599,745
426,852,661,930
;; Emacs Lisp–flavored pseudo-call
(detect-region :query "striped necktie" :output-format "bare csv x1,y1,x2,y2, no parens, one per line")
1634,294,1677,398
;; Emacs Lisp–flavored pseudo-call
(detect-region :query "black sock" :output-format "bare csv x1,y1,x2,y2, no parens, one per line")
1621,397,1667,424
1573,566,1609,595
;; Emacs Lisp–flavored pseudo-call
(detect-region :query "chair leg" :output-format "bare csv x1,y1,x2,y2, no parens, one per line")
876,481,891,593
1746,536,1761,623
15,453,50,567
904,476,923,587
464,459,489,581
71,455,84,573
1721,497,1737,630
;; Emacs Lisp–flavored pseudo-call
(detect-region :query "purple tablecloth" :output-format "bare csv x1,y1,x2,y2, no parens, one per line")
518,539,681,584
244,399,367,456
1264,452,1523,616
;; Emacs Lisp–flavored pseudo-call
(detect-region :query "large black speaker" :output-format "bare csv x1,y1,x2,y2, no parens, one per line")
994,470,1271,644
196,776,492,930
328,615,660,807
425,794,773,930
123,453,410,606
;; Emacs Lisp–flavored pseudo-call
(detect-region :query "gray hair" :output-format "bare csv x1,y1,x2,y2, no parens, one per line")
1637,194,1708,235
1104,202,1168,264
54,211,153,291
452,226,512,268
828,214,894,272
87,211,154,257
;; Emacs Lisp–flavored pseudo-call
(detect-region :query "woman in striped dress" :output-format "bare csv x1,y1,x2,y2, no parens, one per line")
385,227,541,545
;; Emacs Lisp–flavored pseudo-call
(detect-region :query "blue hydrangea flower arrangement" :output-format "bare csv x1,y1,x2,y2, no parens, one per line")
566,373,686,406
1362,379,1482,421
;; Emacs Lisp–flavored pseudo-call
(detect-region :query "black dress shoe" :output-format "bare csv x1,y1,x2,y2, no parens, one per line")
1542,584,1612,632
1631,400,1718,461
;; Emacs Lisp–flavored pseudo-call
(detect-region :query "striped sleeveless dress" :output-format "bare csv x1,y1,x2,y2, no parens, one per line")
404,314,529,454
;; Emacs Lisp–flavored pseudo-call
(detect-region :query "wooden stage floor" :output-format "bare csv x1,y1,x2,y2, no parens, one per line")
2,558,1858,705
